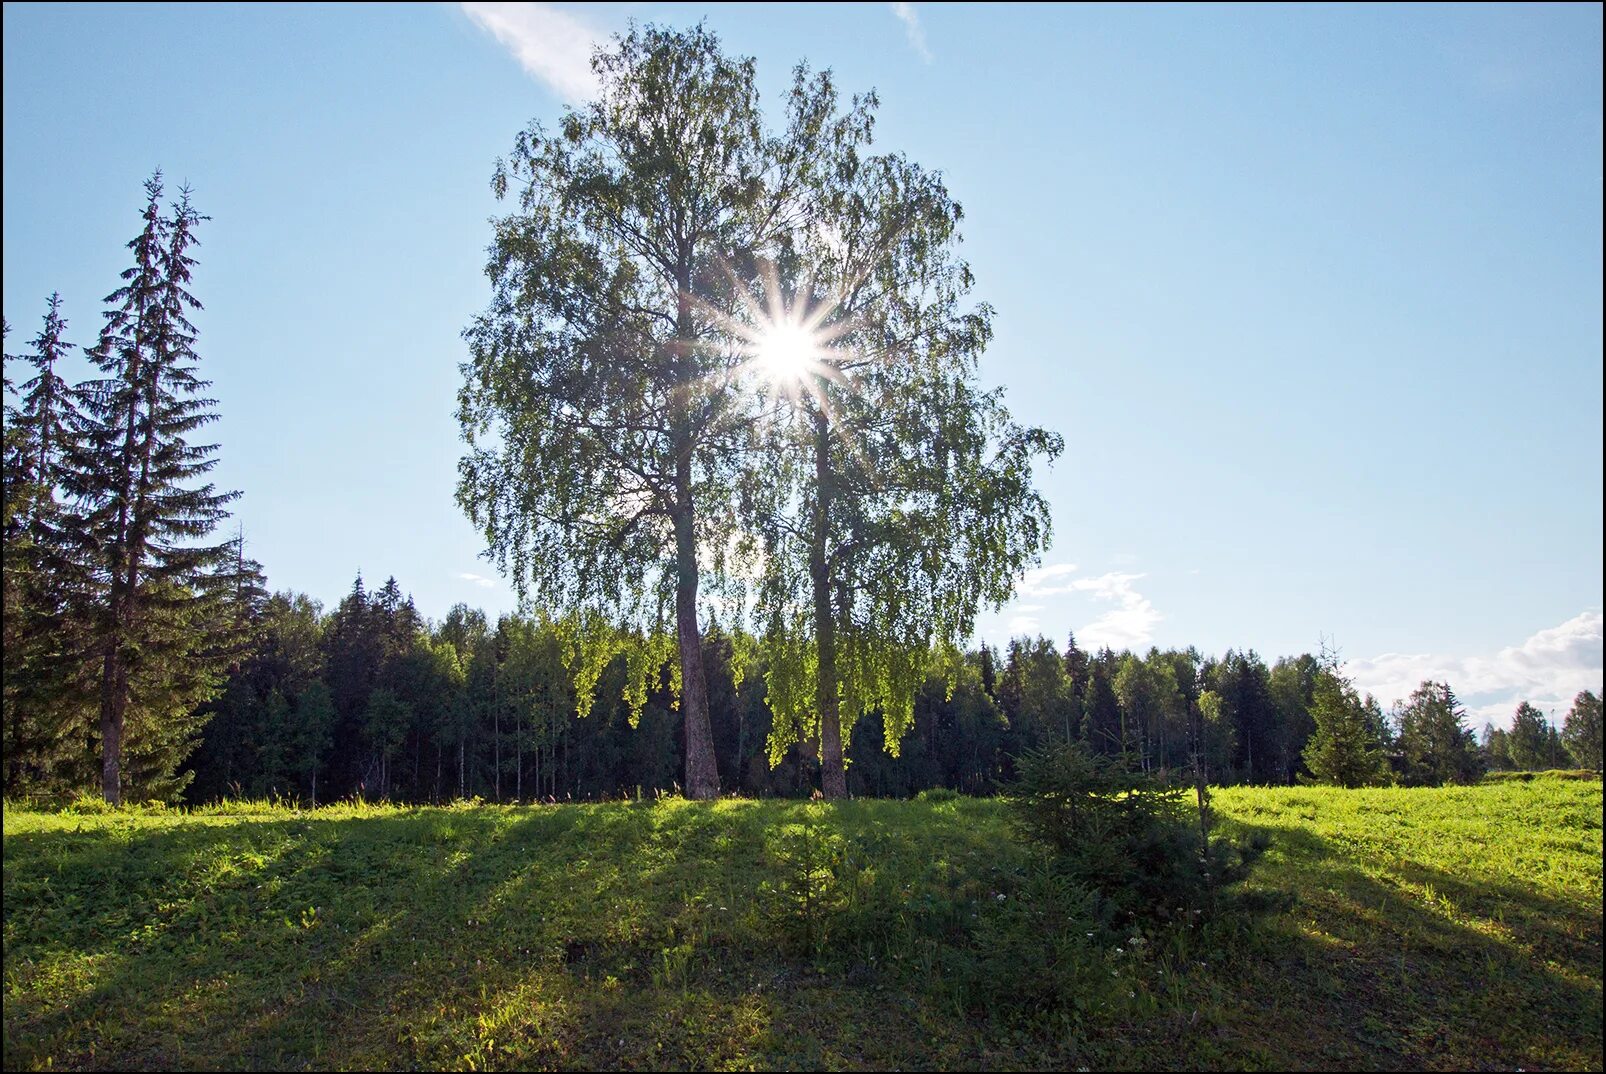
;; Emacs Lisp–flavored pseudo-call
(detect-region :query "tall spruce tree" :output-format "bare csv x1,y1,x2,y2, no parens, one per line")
70,174,238,803
1300,654,1389,788
3,296,94,794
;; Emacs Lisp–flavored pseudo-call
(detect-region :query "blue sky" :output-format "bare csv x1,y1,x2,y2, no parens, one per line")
3,3,1600,726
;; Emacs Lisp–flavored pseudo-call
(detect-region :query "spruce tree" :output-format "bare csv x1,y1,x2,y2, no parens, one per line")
70,174,239,803
1507,702,1553,771
1301,654,1389,788
294,680,337,805
321,574,383,797
1562,690,1602,771
3,295,94,795
1080,649,1124,757
1394,680,1483,786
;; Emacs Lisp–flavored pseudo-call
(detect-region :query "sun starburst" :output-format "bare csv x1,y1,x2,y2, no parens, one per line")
707,259,861,409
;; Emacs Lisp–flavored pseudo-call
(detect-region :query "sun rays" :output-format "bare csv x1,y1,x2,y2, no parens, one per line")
752,318,819,384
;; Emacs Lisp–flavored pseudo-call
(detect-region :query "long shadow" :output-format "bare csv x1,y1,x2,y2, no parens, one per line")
5,800,1599,1071
5,809,616,1068
1176,814,1604,1072
3,800,1030,1070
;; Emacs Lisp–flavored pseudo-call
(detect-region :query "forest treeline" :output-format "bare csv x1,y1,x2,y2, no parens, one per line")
19,565,1594,806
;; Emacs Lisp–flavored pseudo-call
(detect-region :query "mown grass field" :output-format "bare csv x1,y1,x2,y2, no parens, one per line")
4,777,1601,1071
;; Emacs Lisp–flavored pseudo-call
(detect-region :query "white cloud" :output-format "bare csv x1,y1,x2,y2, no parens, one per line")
462,3,602,103
1007,613,1041,636
1348,610,1603,729
1071,571,1162,651
982,562,1162,650
890,3,933,63
1017,562,1080,597
456,571,498,589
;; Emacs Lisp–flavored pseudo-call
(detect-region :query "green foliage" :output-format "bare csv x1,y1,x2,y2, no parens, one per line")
460,23,847,797
1196,688,1237,780
1562,690,1602,772
1206,649,1283,783
1393,680,1484,786
1113,650,1185,771
1301,658,1390,788
1509,701,1564,771
1482,767,1601,782
1004,741,1265,931
14,173,244,804
751,143,1064,783
2,295,92,798
954,861,1113,1029
996,636,1079,755
1482,721,1515,771
758,804,853,960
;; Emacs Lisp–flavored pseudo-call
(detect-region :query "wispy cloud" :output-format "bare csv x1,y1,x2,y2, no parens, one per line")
455,571,498,589
989,563,1163,649
462,3,602,103
1070,572,1162,651
1348,609,1603,729
890,3,933,63
1006,603,1045,636
1017,562,1079,598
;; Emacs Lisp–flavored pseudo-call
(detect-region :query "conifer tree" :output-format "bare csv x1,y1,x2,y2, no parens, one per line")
294,680,337,805
1562,690,1602,771
1393,680,1482,786
1507,701,1554,771
1081,649,1124,757
1300,654,1389,788
70,174,239,803
3,296,93,794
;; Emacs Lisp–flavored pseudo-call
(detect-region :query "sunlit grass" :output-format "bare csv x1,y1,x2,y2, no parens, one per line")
4,778,1600,1071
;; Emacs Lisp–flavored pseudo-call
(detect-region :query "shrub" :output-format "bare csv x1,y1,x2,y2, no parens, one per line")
951,861,1120,1030
1004,742,1264,931
758,805,852,960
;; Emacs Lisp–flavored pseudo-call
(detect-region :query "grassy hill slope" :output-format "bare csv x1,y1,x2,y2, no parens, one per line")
4,778,1601,1071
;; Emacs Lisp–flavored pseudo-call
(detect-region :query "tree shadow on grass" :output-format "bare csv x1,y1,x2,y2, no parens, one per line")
3,808,649,1069
1176,816,1604,1072
7,800,1597,1071
3,802,1000,1070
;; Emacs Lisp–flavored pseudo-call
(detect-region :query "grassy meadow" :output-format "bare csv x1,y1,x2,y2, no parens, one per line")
3,777,1601,1071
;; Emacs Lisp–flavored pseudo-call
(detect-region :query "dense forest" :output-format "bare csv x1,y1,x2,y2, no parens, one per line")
172,579,1603,804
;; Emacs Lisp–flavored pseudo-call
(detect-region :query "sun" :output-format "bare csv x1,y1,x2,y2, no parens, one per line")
753,318,818,383
705,258,860,398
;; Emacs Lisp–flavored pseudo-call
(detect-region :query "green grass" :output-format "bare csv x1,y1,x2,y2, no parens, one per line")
4,779,1601,1071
